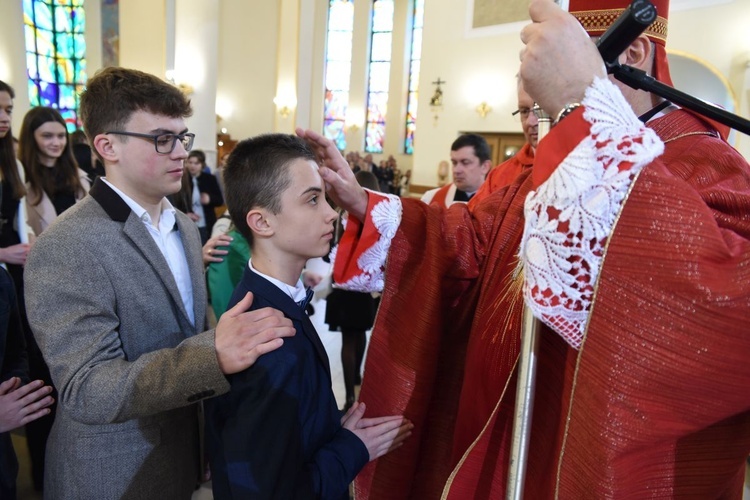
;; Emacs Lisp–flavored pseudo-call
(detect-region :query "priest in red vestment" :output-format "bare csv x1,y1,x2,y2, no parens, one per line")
471,79,537,206
299,0,750,497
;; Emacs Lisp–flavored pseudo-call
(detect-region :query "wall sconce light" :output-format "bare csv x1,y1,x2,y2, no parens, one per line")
273,96,296,119
476,102,492,118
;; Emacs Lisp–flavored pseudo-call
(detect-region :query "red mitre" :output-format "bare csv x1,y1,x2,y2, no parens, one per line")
569,0,730,140
569,0,672,85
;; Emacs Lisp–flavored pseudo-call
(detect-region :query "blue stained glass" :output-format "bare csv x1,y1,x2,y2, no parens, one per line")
34,1,53,30
327,32,353,62
365,122,385,153
39,81,59,107
74,34,86,58
372,0,394,32
55,32,74,58
72,7,86,32
370,32,392,62
55,6,72,31
59,84,77,108
328,0,354,31
24,0,87,124
27,81,40,106
368,62,390,92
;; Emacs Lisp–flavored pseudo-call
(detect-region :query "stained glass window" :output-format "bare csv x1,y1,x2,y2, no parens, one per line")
404,0,424,154
364,0,393,154
24,0,87,132
324,0,355,151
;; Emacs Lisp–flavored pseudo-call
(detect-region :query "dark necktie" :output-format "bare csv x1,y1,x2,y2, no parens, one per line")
296,287,315,310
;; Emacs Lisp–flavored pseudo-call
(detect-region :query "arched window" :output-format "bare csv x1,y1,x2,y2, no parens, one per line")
24,0,87,132
323,0,355,151
404,0,424,155
364,0,394,154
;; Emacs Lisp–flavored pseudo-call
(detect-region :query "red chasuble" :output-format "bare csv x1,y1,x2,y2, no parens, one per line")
337,81,750,499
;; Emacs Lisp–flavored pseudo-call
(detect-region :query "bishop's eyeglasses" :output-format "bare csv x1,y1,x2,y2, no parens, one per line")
105,131,196,154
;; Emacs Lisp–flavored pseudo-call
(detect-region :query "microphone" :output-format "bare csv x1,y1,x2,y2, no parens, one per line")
596,0,657,69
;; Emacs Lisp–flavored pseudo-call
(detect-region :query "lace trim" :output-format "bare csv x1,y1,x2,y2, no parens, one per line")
336,194,402,292
520,77,664,349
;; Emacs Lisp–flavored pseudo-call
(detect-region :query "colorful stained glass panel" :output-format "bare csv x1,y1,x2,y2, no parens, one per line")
365,122,385,153
24,0,87,131
404,0,424,154
324,0,354,150
365,0,394,153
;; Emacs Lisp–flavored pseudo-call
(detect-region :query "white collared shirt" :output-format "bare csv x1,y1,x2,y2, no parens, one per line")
248,259,307,304
101,178,195,325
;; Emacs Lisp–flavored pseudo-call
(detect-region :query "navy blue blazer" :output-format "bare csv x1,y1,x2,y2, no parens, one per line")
205,267,369,499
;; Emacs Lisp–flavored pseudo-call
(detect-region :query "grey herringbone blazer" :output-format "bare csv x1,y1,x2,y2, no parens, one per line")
24,180,230,500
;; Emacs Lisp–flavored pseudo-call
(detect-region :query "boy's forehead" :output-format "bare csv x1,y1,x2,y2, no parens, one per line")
286,158,323,189
126,110,187,131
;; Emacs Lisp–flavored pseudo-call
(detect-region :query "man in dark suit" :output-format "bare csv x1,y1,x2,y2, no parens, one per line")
204,134,412,499
23,67,295,499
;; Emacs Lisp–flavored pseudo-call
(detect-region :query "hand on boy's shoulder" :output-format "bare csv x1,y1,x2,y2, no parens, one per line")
340,401,414,461
214,292,295,374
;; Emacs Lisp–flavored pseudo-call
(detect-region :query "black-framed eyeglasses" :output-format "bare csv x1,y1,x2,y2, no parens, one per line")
106,131,195,154
511,107,532,119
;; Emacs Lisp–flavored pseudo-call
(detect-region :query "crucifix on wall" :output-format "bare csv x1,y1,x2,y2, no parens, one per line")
430,77,446,107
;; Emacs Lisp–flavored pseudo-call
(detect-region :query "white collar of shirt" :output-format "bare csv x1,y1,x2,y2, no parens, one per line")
248,259,307,303
101,177,177,231
100,177,194,325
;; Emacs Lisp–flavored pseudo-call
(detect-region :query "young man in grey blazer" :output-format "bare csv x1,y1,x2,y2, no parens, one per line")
23,67,296,499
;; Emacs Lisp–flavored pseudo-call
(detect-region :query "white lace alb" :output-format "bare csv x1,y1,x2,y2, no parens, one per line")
520,78,664,349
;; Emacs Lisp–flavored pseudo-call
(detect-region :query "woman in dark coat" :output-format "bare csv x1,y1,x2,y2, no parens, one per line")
325,171,380,411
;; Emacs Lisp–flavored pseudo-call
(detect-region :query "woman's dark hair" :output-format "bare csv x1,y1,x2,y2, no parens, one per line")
18,106,85,206
0,81,26,200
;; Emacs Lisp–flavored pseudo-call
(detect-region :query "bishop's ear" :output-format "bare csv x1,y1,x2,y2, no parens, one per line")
618,35,653,71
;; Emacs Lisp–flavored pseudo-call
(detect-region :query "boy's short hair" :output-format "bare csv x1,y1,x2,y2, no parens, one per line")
79,67,192,146
224,134,317,245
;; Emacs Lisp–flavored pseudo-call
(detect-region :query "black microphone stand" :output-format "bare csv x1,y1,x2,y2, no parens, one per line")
596,0,750,136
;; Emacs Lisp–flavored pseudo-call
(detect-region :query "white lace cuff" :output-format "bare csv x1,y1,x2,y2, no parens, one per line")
336,193,402,292
521,77,664,349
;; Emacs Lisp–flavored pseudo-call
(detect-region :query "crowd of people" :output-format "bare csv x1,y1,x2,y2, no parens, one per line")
1,0,749,498
344,150,410,197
